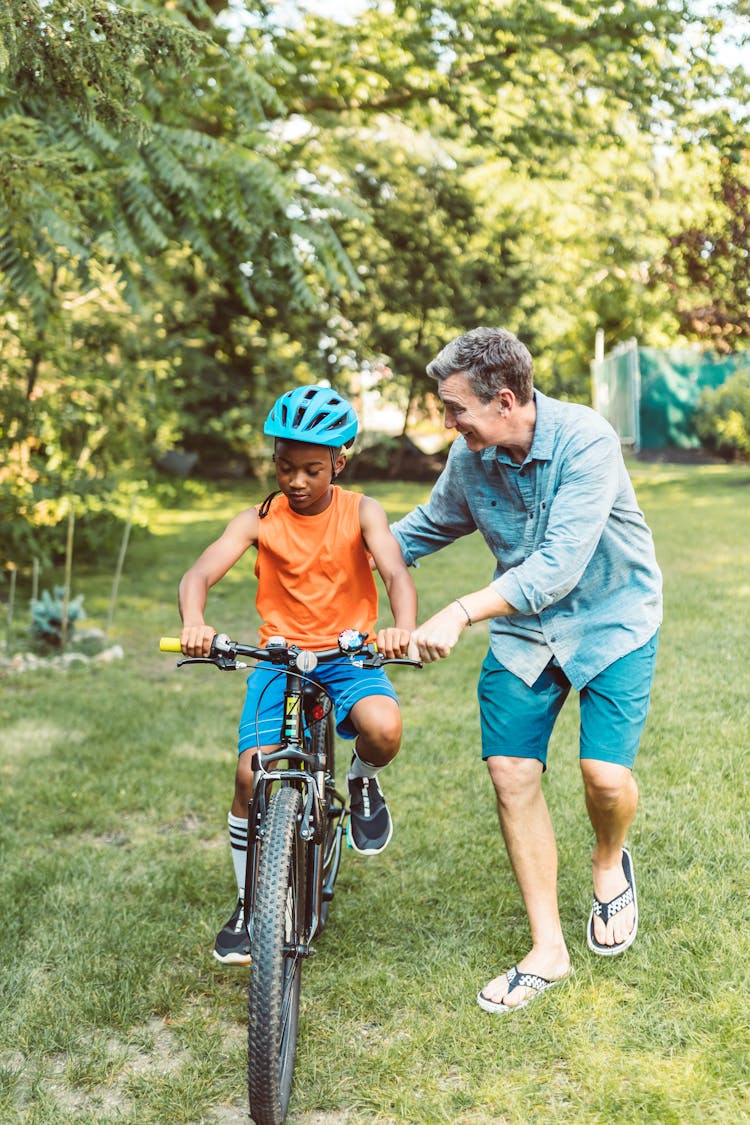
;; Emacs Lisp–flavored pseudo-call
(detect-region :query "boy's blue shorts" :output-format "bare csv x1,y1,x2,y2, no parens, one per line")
477,632,659,771
238,657,398,755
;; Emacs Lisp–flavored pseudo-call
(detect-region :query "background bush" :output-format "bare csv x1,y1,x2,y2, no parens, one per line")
694,367,750,461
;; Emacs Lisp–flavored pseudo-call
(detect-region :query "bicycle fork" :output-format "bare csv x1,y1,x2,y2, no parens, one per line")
243,676,342,955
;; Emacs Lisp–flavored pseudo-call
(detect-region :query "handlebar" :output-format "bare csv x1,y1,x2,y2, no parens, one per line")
159,631,422,672
160,637,183,653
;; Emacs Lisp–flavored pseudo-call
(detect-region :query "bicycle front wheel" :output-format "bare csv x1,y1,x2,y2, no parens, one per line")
248,786,306,1125
314,711,344,935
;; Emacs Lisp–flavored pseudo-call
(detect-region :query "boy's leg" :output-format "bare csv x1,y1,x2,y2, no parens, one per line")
214,747,272,966
346,694,402,855
215,663,285,966
315,660,401,856
348,693,402,767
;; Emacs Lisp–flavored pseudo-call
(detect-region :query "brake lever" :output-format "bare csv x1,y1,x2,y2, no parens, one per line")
176,655,240,670
354,653,422,669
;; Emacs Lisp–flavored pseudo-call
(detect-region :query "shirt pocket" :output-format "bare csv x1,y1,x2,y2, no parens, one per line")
469,494,522,558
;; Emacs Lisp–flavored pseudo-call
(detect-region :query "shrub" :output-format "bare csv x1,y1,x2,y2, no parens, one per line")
694,367,750,461
30,587,86,649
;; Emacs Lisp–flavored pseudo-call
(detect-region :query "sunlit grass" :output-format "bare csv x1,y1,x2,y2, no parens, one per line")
1,464,749,1123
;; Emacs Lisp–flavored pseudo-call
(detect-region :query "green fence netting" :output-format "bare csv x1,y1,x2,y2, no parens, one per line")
593,344,749,449
638,347,747,449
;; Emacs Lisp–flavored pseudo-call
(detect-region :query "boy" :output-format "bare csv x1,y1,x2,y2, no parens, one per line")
178,384,417,964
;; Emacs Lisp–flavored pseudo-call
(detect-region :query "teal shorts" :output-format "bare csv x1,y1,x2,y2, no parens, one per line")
477,632,658,770
238,657,398,754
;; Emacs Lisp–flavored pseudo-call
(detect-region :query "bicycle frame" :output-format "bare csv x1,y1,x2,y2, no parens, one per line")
243,665,342,953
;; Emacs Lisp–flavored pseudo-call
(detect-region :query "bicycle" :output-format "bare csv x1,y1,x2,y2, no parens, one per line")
159,628,420,1125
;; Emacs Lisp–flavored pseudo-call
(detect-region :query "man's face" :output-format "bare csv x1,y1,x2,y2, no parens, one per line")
273,439,344,514
438,372,505,451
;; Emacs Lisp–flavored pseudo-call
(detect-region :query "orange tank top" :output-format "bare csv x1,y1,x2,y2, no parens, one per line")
254,487,379,648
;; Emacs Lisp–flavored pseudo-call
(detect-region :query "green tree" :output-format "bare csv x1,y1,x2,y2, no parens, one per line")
264,1,744,161
654,160,750,351
255,0,750,398
324,127,485,420
0,0,359,561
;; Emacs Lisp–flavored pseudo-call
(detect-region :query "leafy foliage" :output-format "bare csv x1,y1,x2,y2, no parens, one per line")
0,0,361,564
2,0,750,565
260,0,750,394
264,0,744,161
656,163,750,350
694,366,750,460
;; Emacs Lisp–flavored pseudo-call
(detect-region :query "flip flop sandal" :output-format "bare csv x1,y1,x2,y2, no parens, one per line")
587,845,638,956
477,964,572,1014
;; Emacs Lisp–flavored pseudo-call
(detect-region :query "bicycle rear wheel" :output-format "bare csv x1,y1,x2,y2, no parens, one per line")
248,786,306,1125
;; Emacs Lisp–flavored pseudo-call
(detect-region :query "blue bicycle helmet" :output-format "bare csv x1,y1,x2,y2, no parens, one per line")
263,385,358,449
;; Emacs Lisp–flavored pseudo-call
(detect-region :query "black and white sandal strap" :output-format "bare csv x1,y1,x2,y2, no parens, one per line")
506,965,552,995
592,884,634,925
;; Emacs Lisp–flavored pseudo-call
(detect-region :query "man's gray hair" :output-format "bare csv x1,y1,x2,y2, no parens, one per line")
426,327,534,405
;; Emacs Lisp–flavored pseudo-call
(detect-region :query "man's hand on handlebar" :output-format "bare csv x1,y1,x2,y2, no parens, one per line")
375,626,412,660
406,602,469,664
180,623,217,658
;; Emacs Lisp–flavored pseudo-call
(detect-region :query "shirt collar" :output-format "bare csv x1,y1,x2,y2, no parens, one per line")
527,391,555,462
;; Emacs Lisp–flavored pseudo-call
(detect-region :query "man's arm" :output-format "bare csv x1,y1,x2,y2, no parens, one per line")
359,496,417,659
178,507,259,657
409,428,619,663
409,584,518,664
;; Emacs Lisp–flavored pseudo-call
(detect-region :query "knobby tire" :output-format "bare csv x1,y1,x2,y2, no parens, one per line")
248,786,305,1125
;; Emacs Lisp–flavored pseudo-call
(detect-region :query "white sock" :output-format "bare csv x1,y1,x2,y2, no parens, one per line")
347,749,383,781
228,812,248,898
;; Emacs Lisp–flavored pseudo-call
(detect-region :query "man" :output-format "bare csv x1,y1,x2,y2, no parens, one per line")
394,327,662,1013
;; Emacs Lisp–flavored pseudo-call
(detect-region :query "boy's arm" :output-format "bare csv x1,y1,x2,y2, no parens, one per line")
178,507,259,657
359,496,417,659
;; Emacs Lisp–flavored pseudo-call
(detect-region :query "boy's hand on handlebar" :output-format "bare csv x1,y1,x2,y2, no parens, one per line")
375,626,412,659
180,623,217,658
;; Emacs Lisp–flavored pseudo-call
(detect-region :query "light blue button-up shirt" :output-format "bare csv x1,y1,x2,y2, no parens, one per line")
391,391,662,690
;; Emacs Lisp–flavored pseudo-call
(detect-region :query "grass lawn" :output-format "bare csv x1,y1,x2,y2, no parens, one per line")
1,462,749,1124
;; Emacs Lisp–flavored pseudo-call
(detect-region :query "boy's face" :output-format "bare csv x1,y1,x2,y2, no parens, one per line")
273,439,346,515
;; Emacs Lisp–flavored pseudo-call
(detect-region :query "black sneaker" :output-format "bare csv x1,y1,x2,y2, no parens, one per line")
347,774,393,855
213,898,251,965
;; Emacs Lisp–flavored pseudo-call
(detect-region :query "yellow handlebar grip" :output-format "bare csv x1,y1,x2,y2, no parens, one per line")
160,637,183,653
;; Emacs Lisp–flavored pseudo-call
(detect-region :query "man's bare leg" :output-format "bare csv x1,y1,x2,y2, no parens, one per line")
481,756,570,1008
581,759,638,947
